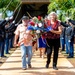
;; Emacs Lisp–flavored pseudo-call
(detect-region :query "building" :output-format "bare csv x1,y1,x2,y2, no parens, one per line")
15,0,50,23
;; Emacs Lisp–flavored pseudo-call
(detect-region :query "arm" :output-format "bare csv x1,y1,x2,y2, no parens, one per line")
50,26,62,34
13,34,19,47
60,22,69,27
69,27,75,41
13,25,20,47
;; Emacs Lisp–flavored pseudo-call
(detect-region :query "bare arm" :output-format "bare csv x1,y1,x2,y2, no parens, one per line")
50,26,62,34
13,35,19,47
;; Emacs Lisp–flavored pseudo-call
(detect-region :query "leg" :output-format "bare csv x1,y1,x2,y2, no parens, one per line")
20,44,27,69
53,45,59,70
41,48,45,58
67,41,74,58
46,46,52,68
70,42,74,57
5,38,9,54
38,48,42,57
65,37,69,54
27,46,32,68
61,38,65,51
1,40,5,57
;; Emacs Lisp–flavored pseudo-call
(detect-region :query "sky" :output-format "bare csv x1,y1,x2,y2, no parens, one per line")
6,10,13,17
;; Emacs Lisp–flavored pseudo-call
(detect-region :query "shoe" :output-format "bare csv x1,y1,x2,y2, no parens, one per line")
66,52,68,54
6,52,10,54
62,50,65,51
67,56,74,58
53,66,58,70
0,61,3,63
28,64,32,68
1,56,7,58
60,50,65,52
22,68,27,70
46,64,49,68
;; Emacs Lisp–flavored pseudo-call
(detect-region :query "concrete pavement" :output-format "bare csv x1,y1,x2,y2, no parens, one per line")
0,47,75,75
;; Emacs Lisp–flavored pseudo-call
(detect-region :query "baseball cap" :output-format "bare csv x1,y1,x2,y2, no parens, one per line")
22,16,29,20
68,19,75,25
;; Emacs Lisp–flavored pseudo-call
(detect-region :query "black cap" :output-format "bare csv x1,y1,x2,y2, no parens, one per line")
68,19,75,25
22,16,29,20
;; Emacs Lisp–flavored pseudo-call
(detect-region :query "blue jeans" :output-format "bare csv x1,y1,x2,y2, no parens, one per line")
0,41,2,57
60,38,65,51
65,37,69,54
0,40,5,57
9,36,14,48
68,41,74,57
20,44,32,68
5,38,9,54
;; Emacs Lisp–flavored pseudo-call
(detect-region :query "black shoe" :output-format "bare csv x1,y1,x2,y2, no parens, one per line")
67,56,74,58
46,64,49,68
53,66,58,70
0,61,3,63
28,64,32,68
66,52,68,54
1,55,7,58
60,50,65,52
6,52,10,54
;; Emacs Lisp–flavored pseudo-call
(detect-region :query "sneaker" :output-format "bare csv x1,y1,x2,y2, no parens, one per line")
22,68,27,70
28,64,32,68
67,56,74,58
53,66,58,70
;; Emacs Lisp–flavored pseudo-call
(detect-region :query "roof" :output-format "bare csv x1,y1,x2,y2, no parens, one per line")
21,0,50,4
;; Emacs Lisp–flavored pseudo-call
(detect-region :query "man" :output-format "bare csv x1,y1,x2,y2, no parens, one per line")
14,16,33,70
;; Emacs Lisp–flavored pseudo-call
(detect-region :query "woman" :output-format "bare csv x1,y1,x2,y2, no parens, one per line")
37,35,46,58
37,16,47,58
45,12,62,70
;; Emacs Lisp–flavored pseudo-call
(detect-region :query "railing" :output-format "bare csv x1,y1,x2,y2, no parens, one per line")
21,0,50,4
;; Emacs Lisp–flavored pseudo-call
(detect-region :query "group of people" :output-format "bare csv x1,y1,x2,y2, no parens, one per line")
60,19,75,58
0,11,74,71
0,16,15,57
14,11,62,70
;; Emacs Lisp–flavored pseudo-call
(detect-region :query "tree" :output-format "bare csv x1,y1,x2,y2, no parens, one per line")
48,0,75,21
0,0,21,18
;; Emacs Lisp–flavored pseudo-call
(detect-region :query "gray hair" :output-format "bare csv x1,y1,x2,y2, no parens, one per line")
48,12,57,19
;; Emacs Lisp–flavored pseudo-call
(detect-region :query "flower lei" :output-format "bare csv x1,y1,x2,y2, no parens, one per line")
47,20,59,29
27,16,53,42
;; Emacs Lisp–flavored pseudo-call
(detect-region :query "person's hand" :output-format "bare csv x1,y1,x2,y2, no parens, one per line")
13,42,17,47
46,26,53,32
50,29,54,33
27,26,34,30
48,26,52,31
68,40,71,42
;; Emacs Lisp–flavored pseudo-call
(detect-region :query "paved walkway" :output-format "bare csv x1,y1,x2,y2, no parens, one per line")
0,47,75,75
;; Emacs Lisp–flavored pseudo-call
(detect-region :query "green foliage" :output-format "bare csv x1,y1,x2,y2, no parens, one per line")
67,8,75,20
0,0,20,11
8,0,21,11
48,0,75,21
0,0,20,18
